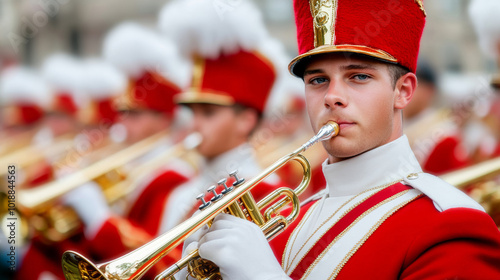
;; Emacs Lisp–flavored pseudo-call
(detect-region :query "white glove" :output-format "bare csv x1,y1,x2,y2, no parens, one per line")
197,214,290,280
63,182,111,238
175,224,209,280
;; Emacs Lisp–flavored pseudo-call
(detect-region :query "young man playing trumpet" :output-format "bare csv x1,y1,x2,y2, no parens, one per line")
181,0,500,279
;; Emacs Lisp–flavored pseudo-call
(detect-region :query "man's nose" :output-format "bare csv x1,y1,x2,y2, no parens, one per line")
324,82,348,109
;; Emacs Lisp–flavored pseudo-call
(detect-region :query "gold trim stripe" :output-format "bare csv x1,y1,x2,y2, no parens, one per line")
414,0,427,17
175,90,235,107
328,192,424,279
284,180,401,274
300,185,409,279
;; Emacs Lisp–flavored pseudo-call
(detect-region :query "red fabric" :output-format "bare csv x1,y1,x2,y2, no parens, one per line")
95,98,118,124
422,135,469,175
128,71,181,115
180,51,276,113
293,0,426,73
269,199,319,264
25,161,54,187
271,193,500,279
54,93,78,115
89,170,189,261
289,183,411,279
127,170,189,235
15,233,89,280
308,165,326,195
19,105,44,125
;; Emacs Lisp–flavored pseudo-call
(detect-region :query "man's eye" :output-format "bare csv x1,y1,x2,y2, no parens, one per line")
352,74,370,81
309,77,327,85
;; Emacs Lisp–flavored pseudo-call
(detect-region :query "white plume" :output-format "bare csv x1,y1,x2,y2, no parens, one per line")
80,59,126,100
259,38,305,117
103,22,191,88
41,53,85,107
0,66,51,107
158,0,269,59
469,0,500,59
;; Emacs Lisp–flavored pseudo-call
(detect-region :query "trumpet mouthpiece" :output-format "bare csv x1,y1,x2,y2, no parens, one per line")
300,122,339,152
317,121,340,141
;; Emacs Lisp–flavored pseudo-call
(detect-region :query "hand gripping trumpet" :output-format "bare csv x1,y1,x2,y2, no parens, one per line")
61,122,339,280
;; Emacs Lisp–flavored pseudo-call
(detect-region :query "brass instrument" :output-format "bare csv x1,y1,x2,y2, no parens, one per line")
0,128,39,157
440,156,500,189
0,135,75,178
441,156,500,225
103,133,203,205
61,121,340,280
1,131,200,242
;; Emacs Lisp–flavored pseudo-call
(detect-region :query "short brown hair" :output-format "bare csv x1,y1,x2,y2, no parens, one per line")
388,64,410,89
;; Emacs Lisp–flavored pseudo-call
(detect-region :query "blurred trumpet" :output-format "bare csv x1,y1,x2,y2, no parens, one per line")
441,156,500,225
61,121,339,280
0,133,75,179
1,131,202,242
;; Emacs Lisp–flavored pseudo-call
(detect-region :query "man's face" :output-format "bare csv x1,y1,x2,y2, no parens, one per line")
118,110,170,143
303,53,412,163
189,103,249,160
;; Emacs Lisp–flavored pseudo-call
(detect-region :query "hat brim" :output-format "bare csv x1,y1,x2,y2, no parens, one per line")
174,90,235,107
288,44,398,78
492,74,500,89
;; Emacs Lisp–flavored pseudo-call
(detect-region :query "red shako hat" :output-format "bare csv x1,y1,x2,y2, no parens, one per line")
159,0,278,114
0,66,49,126
177,52,275,114
77,59,126,125
42,54,82,116
289,0,427,77
123,72,180,115
103,22,189,116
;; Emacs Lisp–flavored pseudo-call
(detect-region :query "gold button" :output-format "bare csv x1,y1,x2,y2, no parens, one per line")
407,173,419,180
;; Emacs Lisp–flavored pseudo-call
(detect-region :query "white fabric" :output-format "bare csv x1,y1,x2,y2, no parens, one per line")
158,143,280,233
323,135,422,197
403,173,484,212
62,182,111,238
197,214,291,280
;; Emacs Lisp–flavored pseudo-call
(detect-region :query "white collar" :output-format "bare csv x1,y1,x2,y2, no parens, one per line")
323,135,422,197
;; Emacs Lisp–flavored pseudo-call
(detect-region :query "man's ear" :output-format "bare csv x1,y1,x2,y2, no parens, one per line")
235,108,259,138
394,72,417,109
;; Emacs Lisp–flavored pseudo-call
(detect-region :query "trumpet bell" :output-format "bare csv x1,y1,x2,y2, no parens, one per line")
62,251,106,280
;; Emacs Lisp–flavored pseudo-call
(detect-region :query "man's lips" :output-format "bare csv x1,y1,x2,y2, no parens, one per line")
326,120,354,130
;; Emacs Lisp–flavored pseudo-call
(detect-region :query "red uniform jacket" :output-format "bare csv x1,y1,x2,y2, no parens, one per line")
270,192,500,279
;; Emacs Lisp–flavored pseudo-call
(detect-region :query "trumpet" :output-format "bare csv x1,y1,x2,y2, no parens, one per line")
2,131,201,242
61,121,340,280
440,156,500,226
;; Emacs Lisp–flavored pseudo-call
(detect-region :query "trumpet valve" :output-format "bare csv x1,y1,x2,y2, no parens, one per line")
218,178,234,194
229,170,245,186
196,194,211,210
207,186,223,202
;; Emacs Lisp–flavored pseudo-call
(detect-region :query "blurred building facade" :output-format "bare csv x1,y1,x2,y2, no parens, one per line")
0,0,496,76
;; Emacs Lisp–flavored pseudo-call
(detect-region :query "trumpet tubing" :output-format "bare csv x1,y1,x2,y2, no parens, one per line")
440,156,500,226
61,122,340,280
4,132,201,243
